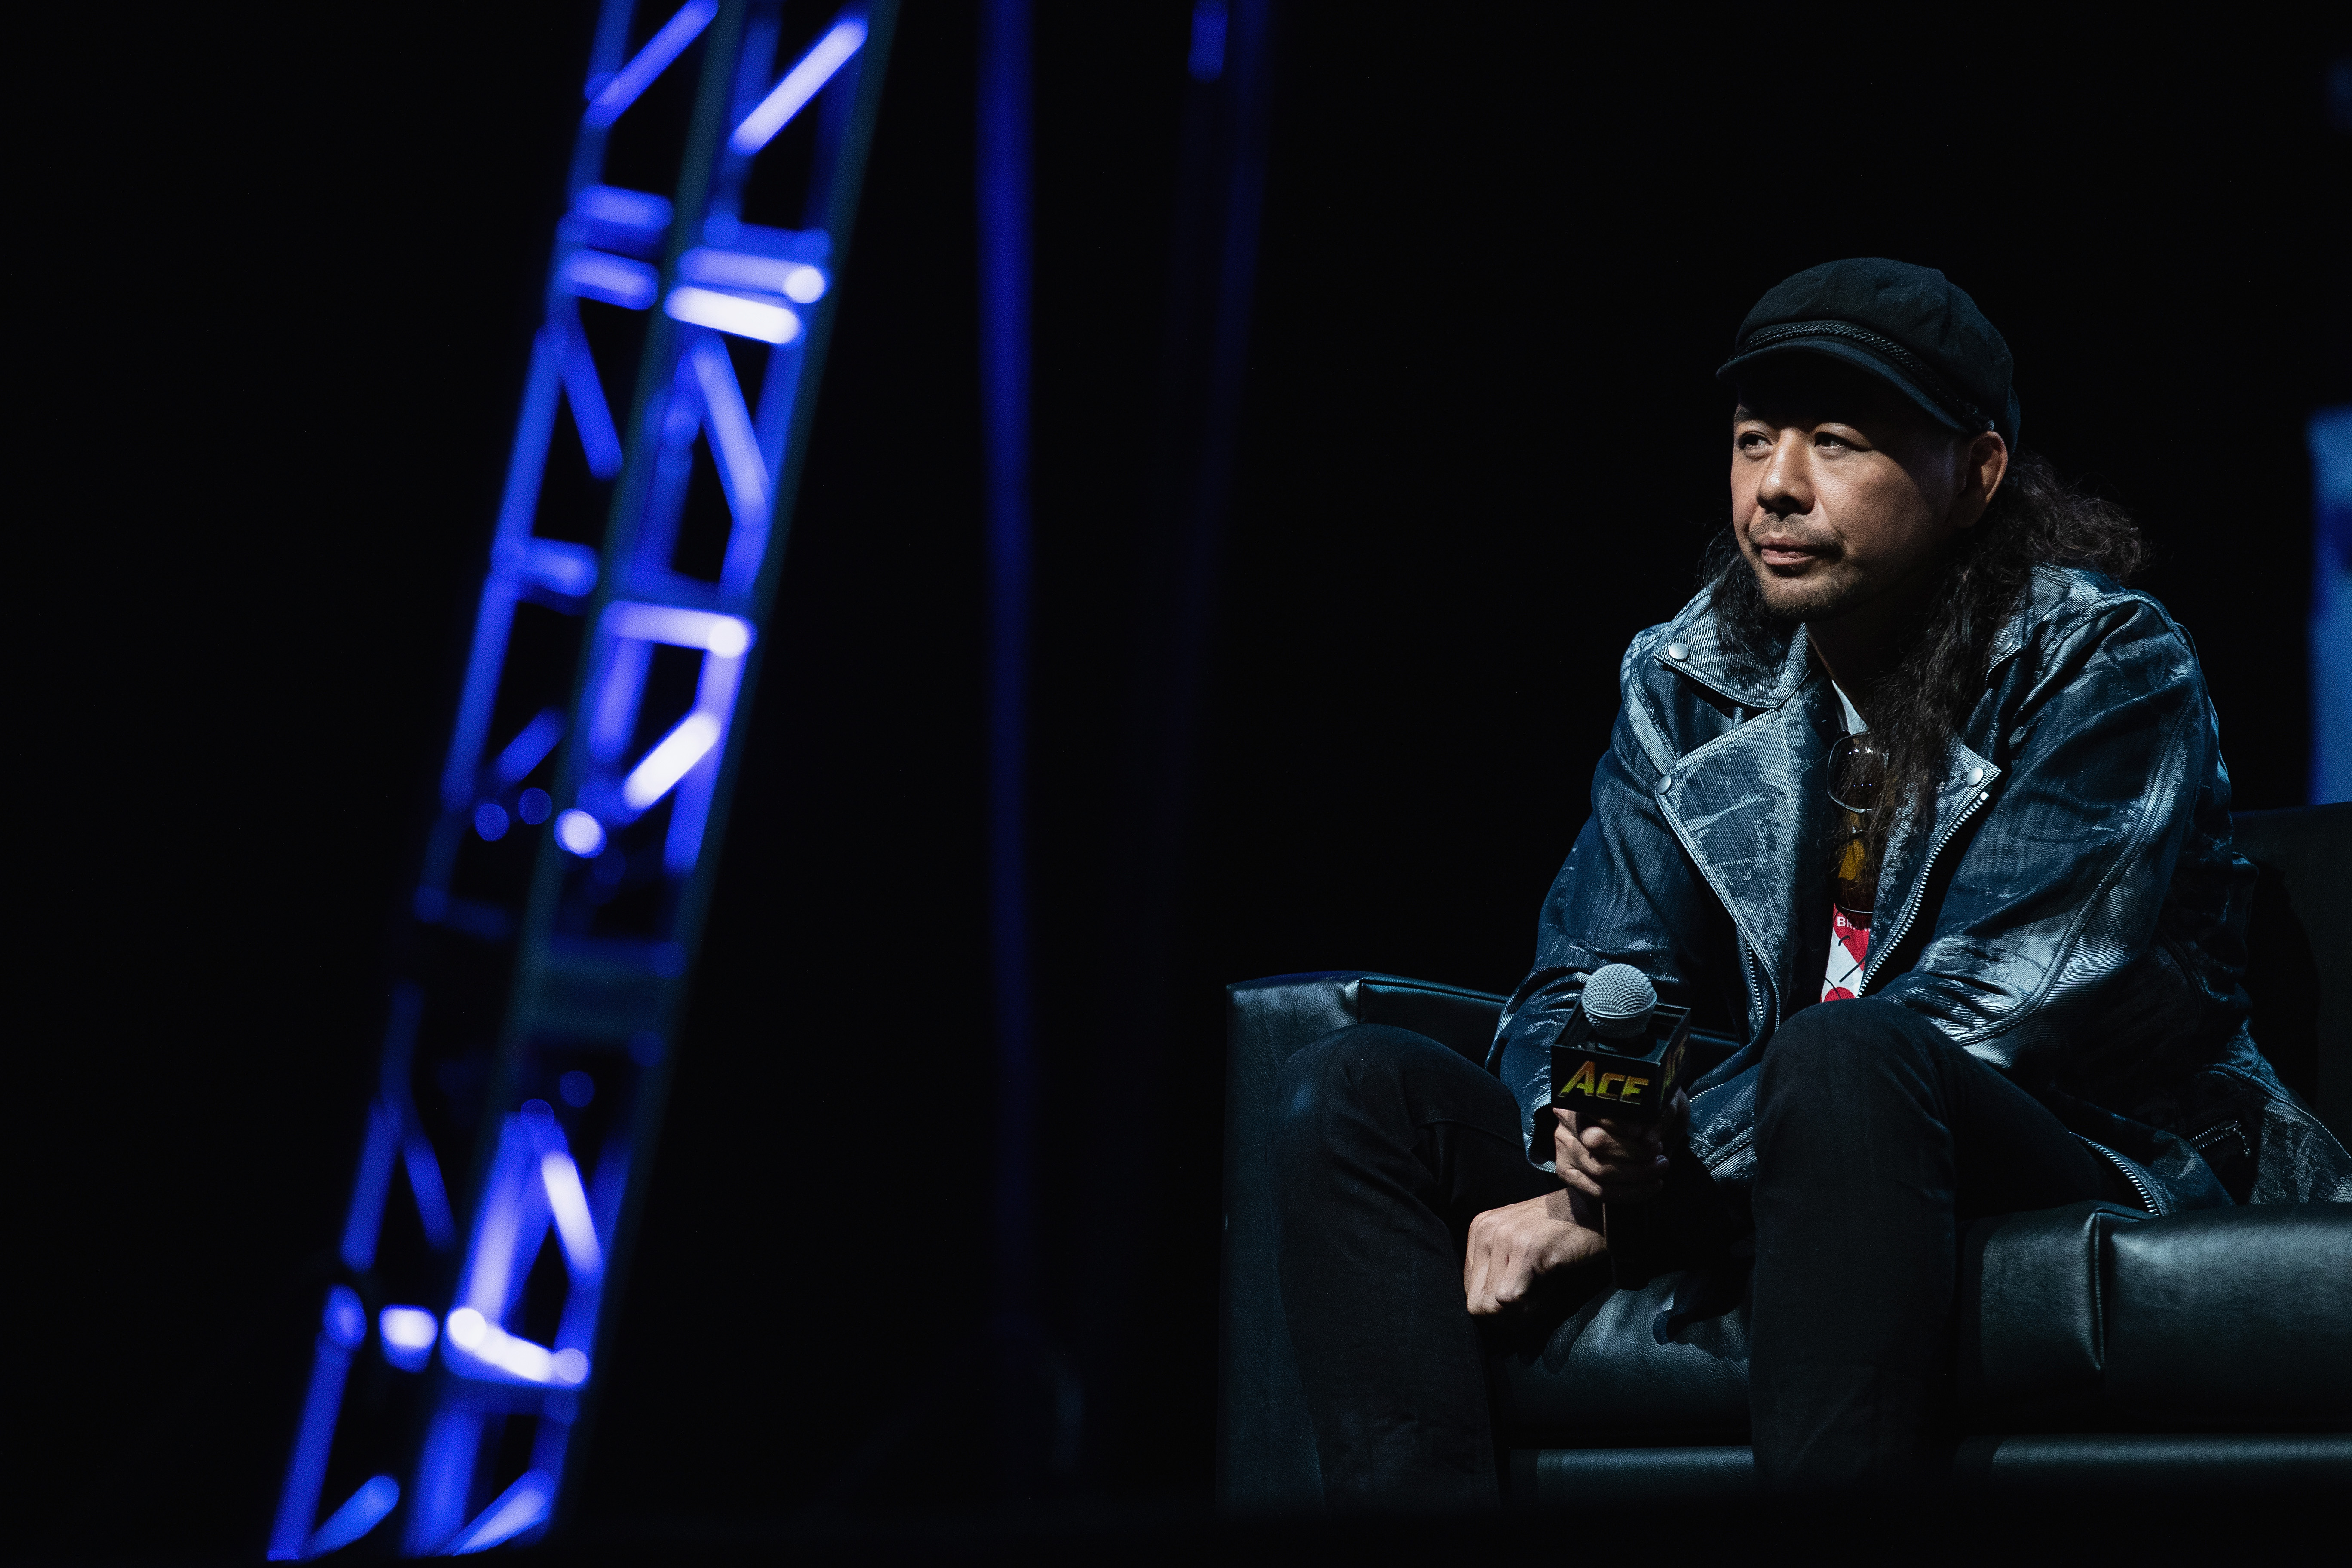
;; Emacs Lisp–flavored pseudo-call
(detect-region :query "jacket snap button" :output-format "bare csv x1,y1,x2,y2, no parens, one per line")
1967,767,1984,784
1666,643,1687,660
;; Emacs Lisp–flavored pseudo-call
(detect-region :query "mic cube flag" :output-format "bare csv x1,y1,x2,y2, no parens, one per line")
1547,963,1694,1127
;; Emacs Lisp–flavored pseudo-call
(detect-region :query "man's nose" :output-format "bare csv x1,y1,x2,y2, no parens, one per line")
1756,431,1812,518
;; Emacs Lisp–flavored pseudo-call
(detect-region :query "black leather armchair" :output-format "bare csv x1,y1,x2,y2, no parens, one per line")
1216,805,2352,1505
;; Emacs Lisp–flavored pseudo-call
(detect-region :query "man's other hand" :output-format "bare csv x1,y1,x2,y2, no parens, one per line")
1463,1187,1603,1316
1553,1089,1687,1204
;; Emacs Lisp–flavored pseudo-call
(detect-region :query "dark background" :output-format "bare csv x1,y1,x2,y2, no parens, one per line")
22,3,2349,1557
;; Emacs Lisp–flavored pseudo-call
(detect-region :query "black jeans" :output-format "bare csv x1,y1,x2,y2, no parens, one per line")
1270,999,2104,1506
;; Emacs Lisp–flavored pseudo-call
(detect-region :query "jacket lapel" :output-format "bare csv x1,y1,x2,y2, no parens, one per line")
1655,579,2034,1020
1654,684,1836,1032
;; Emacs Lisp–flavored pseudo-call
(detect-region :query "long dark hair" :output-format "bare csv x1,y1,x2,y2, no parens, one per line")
1700,449,2148,872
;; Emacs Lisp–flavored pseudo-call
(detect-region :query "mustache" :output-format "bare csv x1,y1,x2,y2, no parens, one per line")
1744,519,1843,558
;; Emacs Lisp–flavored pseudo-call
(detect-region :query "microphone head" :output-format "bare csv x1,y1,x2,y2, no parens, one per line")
1582,964,1657,1039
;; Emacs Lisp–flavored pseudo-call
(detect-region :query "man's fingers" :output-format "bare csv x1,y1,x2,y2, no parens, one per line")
1491,1261,1525,1305
1559,1131,1667,1200
1465,1213,1542,1314
1469,1245,1516,1314
1465,1256,1493,1314
1464,1212,1517,1314
1566,1127,1667,1181
1488,1232,1534,1308
1556,1135,1605,1184
1580,1120,1665,1159
1463,1218,1492,1305
1558,1163,1605,1199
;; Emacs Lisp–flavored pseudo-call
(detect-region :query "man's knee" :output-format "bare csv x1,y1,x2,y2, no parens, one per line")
1274,1024,1458,1145
1756,998,1945,1120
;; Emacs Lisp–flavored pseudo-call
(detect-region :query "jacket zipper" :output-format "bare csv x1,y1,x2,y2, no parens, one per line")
1857,784,1991,995
1739,941,1769,1042
2076,1135,2165,1216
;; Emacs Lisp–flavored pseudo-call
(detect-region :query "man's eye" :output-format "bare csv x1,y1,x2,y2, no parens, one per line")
1736,431,1770,450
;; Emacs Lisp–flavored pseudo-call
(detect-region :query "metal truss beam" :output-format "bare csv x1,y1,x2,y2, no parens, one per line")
268,3,897,1555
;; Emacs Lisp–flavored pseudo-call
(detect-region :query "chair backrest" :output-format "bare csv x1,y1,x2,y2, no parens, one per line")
2229,804,2351,1144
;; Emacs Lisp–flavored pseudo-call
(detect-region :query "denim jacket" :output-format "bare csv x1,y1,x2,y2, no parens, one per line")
1488,565,2352,1216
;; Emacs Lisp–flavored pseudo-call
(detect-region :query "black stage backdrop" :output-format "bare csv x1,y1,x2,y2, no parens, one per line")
21,4,2348,1556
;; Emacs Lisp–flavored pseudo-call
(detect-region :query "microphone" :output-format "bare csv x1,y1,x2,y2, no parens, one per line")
1580,963,1657,1039
1545,962,1693,1127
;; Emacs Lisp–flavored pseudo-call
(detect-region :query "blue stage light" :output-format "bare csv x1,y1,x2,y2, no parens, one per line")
554,810,606,856
325,1285,366,1349
2312,406,2352,803
304,1476,400,1557
588,644,658,771
563,185,674,258
338,1102,398,1272
401,1129,457,1249
570,184,672,236
445,1306,487,1351
557,318,627,478
559,1069,595,1106
266,1287,368,1559
446,1305,587,1389
557,249,659,310
494,710,567,788
543,1150,606,1275
474,802,510,842
622,713,722,809
603,601,754,655
379,1306,440,1372
583,0,718,129
731,14,868,154
1188,0,1228,82
518,787,554,824
686,334,773,523
664,284,801,343
492,538,602,599
446,1470,553,1555
679,245,827,302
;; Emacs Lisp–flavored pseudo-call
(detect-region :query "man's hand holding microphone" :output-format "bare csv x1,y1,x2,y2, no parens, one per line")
1463,965,1691,1316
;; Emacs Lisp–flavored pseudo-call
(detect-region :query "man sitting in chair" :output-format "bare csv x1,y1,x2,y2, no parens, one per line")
1271,257,2352,1504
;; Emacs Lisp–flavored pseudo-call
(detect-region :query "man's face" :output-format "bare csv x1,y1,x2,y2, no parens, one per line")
1728,362,2003,625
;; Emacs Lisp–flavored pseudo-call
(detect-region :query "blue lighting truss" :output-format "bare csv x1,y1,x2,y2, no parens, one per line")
267,2,896,1556
2313,405,2352,804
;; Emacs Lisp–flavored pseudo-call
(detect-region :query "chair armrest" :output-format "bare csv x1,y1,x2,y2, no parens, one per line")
1961,1198,2352,1427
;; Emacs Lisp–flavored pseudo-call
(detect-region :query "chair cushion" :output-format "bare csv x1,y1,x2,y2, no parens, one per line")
1957,1200,2138,1418
1490,1267,1750,1442
1960,1199,2352,1427
1492,1199,2352,1440
2103,1204,2352,1424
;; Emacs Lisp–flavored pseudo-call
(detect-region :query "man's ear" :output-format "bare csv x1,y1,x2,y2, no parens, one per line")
1953,433,2009,530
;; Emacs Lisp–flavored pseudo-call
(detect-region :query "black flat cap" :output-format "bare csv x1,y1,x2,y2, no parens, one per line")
1717,258,2021,449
